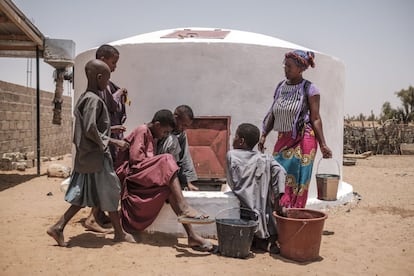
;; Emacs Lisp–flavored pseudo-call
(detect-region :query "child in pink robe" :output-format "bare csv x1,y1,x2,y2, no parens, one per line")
116,109,215,252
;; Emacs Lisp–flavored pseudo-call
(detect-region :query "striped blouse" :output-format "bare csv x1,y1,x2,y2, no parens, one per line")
272,80,319,133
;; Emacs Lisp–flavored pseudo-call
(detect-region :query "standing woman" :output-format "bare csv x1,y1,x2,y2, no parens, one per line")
258,50,332,208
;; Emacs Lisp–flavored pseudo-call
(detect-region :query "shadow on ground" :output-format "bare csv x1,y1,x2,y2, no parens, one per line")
0,173,43,192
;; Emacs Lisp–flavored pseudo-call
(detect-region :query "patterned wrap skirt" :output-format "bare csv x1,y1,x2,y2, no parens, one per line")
273,124,317,208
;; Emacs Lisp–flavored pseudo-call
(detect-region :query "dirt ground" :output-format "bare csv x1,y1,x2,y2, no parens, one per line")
0,155,413,276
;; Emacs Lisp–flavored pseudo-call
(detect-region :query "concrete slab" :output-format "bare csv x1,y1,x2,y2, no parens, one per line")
145,191,239,239
144,181,354,238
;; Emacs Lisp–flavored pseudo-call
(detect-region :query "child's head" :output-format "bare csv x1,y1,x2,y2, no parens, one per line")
96,44,119,72
233,123,260,150
150,109,176,139
174,105,194,133
85,59,111,92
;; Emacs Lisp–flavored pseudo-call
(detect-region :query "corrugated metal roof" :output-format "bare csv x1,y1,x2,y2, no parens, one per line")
0,0,44,58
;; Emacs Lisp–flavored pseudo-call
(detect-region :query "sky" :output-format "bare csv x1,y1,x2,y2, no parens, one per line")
1,0,412,117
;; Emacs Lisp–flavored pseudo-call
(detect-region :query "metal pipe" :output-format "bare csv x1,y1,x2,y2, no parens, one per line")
36,46,40,176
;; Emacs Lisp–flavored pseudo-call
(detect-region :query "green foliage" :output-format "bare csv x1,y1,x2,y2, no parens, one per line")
367,110,376,121
358,113,366,121
380,101,398,122
380,86,414,123
395,86,414,123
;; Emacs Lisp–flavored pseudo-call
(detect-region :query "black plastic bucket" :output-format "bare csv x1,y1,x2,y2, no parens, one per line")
215,208,258,258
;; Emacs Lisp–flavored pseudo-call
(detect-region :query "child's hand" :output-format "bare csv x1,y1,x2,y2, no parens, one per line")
114,139,130,151
115,88,128,97
116,88,131,106
111,125,126,134
258,135,266,153
114,88,129,103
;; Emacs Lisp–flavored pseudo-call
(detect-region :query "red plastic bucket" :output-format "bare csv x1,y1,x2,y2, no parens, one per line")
273,208,327,262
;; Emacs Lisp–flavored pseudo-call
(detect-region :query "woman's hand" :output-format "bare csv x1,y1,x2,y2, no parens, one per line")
258,134,267,153
320,144,332,158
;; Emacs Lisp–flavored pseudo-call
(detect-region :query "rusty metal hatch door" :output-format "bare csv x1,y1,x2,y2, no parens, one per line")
186,116,231,180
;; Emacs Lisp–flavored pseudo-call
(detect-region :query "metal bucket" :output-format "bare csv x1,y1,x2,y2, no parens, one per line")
316,158,340,201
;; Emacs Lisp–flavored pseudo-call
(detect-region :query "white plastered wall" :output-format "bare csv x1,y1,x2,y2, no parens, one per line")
74,28,348,206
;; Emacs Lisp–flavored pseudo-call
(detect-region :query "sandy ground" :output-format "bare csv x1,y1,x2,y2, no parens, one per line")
0,155,413,276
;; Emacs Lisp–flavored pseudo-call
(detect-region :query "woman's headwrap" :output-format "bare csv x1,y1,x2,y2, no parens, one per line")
285,50,315,70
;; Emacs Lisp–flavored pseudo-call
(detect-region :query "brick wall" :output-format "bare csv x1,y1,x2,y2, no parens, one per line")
0,80,72,158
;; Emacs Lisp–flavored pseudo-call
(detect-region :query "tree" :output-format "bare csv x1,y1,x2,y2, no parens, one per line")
367,110,376,121
395,86,414,123
357,113,366,121
380,101,398,122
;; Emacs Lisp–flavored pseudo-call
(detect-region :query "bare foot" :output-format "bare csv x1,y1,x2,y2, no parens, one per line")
180,206,209,219
96,210,112,225
187,183,199,191
47,226,67,247
188,236,214,252
187,235,208,248
269,243,280,255
85,217,114,233
113,232,137,244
